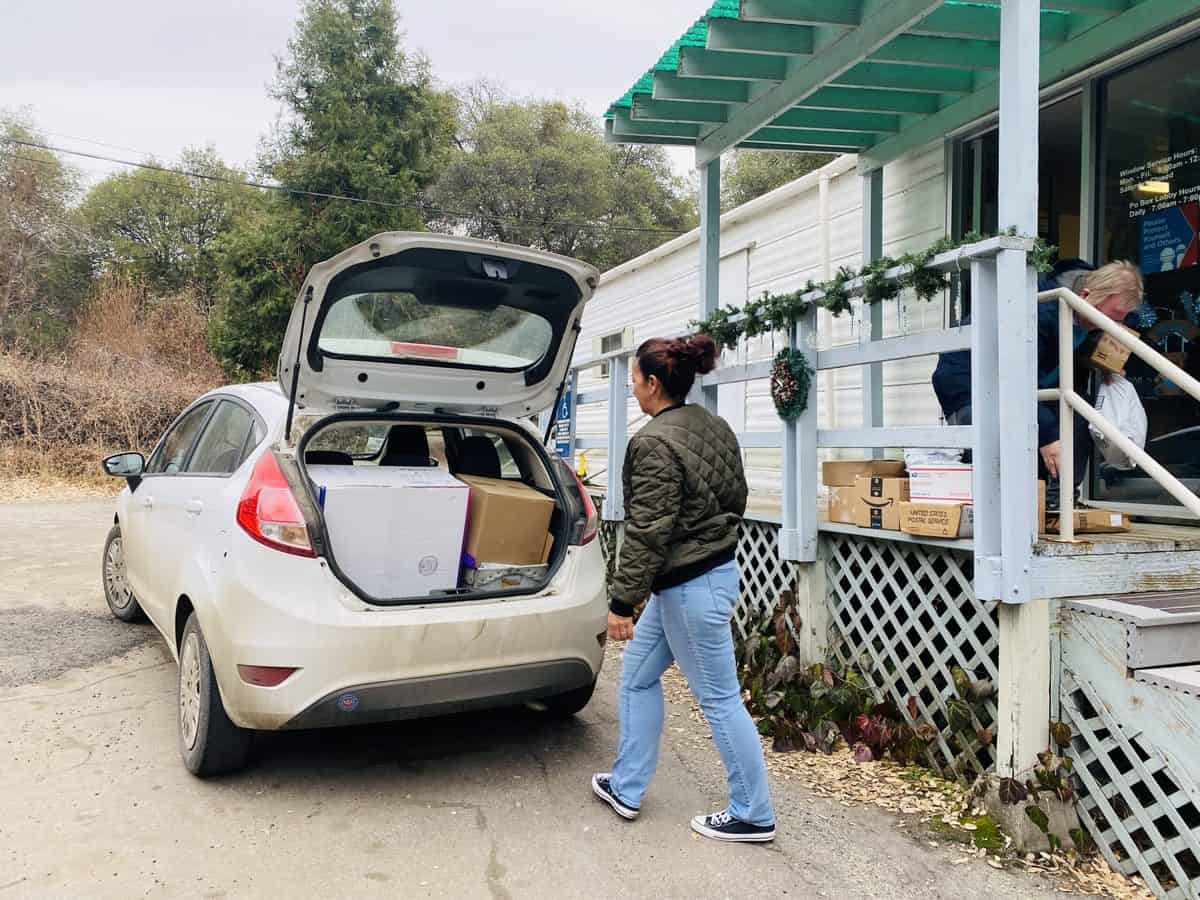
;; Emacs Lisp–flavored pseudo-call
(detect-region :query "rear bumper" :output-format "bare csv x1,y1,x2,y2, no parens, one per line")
283,658,595,729
201,533,608,730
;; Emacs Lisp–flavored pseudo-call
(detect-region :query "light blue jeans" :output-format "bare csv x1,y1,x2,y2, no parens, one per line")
609,560,774,826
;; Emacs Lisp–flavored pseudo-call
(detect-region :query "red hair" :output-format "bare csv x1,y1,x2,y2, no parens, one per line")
635,335,718,401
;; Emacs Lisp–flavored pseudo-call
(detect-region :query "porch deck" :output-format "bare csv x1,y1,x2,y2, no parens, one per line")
745,493,1200,554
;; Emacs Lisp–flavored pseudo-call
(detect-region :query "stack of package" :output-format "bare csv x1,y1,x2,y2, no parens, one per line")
823,459,908,531
458,476,556,591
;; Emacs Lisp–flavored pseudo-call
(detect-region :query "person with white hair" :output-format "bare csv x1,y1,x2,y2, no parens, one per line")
932,259,1144,509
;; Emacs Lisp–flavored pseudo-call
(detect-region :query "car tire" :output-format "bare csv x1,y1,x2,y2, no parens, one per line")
178,613,253,777
540,678,597,718
102,524,146,623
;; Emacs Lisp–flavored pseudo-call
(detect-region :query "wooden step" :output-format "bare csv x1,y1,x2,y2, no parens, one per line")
1064,591,1200,669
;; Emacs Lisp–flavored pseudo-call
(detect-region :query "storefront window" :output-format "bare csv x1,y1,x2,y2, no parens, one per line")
954,95,1081,323
1096,38,1200,511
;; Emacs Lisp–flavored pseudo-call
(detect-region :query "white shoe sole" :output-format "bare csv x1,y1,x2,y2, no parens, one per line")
592,775,639,820
690,816,775,842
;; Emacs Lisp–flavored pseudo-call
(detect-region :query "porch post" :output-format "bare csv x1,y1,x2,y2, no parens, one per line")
994,0,1049,778
779,307,819,564
861,168,884,457
698,158,721,415
603,353,629,522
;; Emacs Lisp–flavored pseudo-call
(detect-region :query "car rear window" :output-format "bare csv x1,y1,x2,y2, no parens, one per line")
317,291,554,370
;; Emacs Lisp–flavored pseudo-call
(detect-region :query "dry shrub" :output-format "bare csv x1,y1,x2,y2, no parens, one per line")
0,275,225,484
74,275,223,385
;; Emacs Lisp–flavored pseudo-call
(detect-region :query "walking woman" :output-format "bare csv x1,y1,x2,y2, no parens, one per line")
591,335,775,842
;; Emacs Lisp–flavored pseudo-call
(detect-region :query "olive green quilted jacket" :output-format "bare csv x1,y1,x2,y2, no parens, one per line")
609,403,747,616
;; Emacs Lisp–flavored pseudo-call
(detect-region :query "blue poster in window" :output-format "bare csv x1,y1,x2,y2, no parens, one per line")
1139,203,1198,273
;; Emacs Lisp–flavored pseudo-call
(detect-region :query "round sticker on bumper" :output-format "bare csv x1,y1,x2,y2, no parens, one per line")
418,555,438,576
337,693,359,712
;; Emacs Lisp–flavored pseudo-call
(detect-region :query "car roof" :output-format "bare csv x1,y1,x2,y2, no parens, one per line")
201,382,288,422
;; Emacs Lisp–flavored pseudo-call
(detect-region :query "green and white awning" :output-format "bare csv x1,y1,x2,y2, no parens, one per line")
604,0,1200,169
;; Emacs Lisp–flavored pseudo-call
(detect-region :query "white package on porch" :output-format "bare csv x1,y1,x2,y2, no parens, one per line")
307,465,469,598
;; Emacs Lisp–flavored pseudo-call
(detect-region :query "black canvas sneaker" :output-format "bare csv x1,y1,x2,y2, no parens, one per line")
591,773,639,820
690,809,775,843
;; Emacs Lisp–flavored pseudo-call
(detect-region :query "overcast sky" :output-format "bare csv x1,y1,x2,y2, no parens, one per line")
2,0,700,184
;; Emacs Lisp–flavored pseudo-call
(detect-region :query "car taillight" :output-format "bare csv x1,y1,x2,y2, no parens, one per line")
551,456,600,546
236,452,316,558
574,471,599,545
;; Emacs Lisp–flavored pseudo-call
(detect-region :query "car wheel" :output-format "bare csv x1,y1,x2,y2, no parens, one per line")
540,679,597,718
178,613,253,777
102,524,146,623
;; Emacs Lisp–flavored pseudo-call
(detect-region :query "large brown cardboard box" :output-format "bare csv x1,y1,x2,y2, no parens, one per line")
827,485,857,524
823,459,906,487
1045,507,1130,534
900,501,967,538
904,482,1046,539
459,476,555,566
1089,325,1138,374
851,475,910,531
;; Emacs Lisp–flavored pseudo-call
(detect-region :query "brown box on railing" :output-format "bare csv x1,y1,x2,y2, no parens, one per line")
851,476,910,531
823,459,905,487
900,501,968,538
1089,325,1138,374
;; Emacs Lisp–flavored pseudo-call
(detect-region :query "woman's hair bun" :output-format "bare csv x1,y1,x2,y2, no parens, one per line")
673,334,718,375
634,333,719,401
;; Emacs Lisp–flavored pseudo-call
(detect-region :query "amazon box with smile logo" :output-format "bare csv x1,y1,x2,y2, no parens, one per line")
851,475,911,531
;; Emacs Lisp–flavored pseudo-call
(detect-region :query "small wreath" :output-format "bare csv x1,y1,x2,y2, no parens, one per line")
770,347,815,421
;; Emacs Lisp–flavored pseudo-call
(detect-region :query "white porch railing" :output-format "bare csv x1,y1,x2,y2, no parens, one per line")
559,234,1033,584
1036,286,1200,540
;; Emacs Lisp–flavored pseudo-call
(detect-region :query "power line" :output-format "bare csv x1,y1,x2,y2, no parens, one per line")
41,131,173,162
9,151,650,245
4,137,689,237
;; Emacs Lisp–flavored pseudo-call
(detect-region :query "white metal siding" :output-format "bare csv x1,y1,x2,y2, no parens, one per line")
573,144,949,503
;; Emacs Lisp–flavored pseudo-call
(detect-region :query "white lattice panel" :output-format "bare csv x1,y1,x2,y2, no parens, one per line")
734,519,800,642
596,518,799,641
823,533,1000,775
1063,674,1200,900
598,519,998,776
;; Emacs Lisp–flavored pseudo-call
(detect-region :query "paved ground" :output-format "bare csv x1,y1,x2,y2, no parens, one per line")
0,499,1070,899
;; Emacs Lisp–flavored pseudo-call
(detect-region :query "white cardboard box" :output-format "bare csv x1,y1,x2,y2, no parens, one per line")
308,465,469,598
908,464,973,503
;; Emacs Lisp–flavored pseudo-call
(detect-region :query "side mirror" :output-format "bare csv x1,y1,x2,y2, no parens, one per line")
103,452,145,483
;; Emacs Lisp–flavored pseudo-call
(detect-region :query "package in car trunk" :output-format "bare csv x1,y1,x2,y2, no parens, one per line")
307,465,469,597
458,475,555,567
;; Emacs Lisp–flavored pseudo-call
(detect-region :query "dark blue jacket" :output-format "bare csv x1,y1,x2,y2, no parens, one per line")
932,263,1092,447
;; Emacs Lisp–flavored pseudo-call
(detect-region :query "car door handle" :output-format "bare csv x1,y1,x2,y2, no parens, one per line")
142,496,154,510
185,500,204,517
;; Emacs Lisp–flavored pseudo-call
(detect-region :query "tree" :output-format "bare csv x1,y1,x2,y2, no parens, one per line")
209,0,456,377
0,114,91,350
721,150,834,211
80,147,257,307
427,90,696,271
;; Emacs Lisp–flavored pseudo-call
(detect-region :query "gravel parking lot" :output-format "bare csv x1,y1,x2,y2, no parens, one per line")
0,498,1069,899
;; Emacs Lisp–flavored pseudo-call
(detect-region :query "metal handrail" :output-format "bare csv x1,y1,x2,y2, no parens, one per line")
1036,287,1200,537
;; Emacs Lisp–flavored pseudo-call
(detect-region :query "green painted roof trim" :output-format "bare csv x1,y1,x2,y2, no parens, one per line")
606,0,739,116
603,0,1153,161
605,0,1075,117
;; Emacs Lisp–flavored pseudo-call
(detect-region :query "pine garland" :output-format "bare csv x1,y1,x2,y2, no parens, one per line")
770,348,815,421
694,228,1055,350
